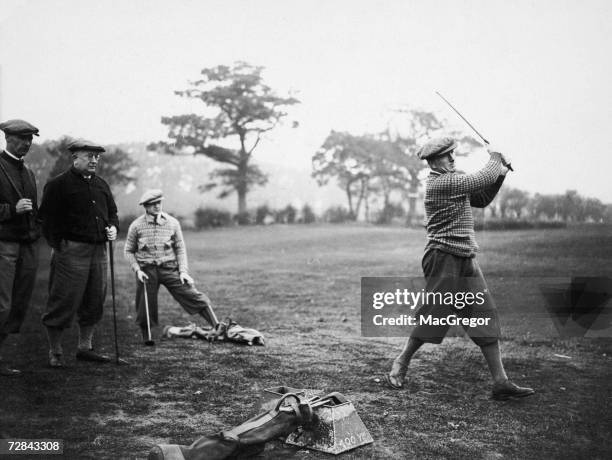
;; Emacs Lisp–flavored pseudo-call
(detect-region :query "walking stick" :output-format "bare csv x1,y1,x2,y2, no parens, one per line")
142,280,155,346
108,239,128,365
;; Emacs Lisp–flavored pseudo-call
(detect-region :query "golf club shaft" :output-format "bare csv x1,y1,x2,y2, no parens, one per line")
435,91,514,171
109,240,120,364
143,280,153,342
207,305,219,328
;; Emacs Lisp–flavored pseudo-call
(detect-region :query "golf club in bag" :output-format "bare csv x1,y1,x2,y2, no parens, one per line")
142,280,155,346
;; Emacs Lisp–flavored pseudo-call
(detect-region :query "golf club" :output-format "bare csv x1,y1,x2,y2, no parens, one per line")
142,280,155,346
435,91,514,171
108,238,128,365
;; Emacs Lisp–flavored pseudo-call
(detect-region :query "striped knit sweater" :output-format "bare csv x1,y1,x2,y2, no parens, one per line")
124,212,188,273
424,156,504,258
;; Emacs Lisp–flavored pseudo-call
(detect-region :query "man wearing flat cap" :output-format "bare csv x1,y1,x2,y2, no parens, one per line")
386,136,535,401
124,189,219,344
39,138,118,367
0,119,41,376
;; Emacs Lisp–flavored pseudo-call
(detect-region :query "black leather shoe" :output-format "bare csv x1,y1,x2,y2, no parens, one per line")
76,349,111,363
492,380,535,401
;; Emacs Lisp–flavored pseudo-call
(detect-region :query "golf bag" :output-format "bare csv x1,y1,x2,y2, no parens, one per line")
148,393,314,460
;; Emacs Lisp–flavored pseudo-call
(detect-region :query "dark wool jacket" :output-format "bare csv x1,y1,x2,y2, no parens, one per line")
0,151,40,242
39,167,119,248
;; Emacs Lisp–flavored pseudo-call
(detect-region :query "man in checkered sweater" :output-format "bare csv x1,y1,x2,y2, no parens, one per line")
124,189,219,344
385,137,535,401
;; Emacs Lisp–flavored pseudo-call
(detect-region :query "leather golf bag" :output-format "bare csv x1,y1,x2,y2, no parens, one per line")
148,393,315,460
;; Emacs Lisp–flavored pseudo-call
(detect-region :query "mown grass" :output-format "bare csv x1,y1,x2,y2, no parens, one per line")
0,223,611,459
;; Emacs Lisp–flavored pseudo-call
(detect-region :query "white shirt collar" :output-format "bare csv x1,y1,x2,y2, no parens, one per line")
145,211,168,224
4,149,22,161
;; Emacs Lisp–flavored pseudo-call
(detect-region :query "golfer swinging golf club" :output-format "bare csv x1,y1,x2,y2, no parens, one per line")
386,137,535,401
124,189,220,344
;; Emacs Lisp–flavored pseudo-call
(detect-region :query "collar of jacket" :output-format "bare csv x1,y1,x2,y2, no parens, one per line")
69,166,96,180
1,150,25,167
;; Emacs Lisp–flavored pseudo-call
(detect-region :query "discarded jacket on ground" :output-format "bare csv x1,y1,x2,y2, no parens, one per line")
162,318,265,346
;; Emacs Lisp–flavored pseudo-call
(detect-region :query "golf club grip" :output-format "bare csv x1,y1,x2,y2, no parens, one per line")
484,140,514,172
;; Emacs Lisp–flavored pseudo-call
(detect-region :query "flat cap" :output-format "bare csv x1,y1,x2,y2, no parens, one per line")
139,189,164,206
67,138,105,153
0,119,39,136
417,136,457,161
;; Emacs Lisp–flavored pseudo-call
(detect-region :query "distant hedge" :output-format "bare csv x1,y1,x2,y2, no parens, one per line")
322,206,352,223
194,207,233,229
474,220,567,231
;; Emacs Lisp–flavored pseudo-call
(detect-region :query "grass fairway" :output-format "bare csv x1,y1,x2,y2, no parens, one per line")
1,224,611,459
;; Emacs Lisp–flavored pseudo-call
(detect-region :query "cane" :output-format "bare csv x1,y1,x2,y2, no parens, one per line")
142,280,155,346
108,239,128,365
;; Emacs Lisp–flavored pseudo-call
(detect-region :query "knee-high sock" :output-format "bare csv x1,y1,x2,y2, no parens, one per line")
46,327,64,354
78,325,95,351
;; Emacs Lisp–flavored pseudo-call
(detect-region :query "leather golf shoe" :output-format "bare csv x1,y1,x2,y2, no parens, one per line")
0,364,21,376
48,351,66,369
492,380,535,401
76,349,111,363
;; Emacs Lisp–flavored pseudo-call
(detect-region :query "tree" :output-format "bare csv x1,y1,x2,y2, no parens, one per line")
43,137,136,189
603,204,612,223
312,131,387,220
583,197,605,222
151,62,299,222
364,139,410,224
498,187,530,219
386,109,480,225
300,204,316,223
529,193,558,220
559,190,583,222
312,111,480,224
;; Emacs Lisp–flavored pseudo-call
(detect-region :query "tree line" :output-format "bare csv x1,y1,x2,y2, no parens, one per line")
22,61,611,227
479,188,611,223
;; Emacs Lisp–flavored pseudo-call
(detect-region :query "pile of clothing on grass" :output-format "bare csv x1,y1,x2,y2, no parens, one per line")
162,317,265,346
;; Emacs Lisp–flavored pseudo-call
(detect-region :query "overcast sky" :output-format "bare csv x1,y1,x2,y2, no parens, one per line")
1,0,611,202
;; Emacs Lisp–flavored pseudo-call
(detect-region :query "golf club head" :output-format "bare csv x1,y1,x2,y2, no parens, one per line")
145,339,155,346
115,357,129,365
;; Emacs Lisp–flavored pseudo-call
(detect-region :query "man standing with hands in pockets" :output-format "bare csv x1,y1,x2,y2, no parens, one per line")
39,138,119,368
